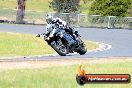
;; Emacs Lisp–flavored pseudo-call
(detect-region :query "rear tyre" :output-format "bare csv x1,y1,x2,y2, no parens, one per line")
76,38,87,55
77,46,87,55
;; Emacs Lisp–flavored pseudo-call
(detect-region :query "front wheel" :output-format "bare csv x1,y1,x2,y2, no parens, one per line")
51,39,67,56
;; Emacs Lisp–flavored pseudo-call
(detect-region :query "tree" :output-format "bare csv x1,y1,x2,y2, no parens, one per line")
89,0,131,16
16,0,26,23
128,3,132,16
49,0,80,26
49,0,80,13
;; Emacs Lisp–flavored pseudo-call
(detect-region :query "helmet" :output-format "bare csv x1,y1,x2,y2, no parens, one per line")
46,14,53,24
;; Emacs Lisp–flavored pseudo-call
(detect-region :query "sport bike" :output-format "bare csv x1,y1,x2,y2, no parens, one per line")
44,25,87,56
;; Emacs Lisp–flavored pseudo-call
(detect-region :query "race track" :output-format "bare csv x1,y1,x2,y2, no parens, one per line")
0,23,132,60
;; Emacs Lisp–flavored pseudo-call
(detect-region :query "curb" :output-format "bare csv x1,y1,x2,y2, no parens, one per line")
94,43,111,52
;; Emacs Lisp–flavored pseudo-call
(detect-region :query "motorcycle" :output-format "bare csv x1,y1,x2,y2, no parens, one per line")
44,24,87,56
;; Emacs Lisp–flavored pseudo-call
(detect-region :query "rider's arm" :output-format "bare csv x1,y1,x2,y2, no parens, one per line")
45,24,50,34
45,24,54,35
55,18,63,25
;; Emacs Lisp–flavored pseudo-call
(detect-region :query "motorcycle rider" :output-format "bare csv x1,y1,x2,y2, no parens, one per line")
45,14,79,48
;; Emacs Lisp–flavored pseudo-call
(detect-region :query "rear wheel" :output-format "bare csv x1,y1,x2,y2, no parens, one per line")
77,46,87,55
76,38,87,55
51,39,67,56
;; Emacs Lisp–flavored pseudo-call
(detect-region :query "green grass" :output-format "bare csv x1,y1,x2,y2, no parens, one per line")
0,32,55,57
0,0,52,12
0,32,98,57
0,60,131,88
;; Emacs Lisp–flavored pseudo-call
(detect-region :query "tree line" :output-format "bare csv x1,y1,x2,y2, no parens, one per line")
17,0,131,23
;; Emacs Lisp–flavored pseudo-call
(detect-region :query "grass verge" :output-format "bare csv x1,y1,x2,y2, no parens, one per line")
0,58,131,88
0,32,98,57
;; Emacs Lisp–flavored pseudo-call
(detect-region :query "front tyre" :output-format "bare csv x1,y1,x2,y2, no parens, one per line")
51,39,67,56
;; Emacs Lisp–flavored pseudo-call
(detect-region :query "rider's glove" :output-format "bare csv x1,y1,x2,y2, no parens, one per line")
44,35,48,40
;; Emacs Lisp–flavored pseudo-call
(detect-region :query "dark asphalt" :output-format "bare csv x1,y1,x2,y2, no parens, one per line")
0,23,132,59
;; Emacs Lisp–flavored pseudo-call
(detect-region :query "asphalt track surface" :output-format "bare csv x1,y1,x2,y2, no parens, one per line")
0,23,132,60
